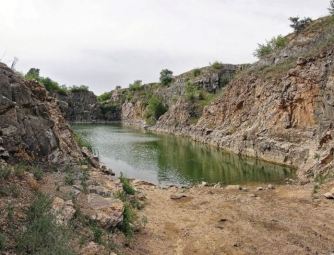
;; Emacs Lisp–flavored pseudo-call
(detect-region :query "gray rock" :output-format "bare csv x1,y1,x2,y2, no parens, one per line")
323,192,334,199
267,184,275,189
170,194,187,200
226,185,241,190
256,187,263,191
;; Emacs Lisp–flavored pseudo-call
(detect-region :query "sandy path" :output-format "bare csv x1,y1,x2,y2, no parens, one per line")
126,182,334,255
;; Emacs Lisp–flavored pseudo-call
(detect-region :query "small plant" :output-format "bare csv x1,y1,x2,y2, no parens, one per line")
13,164,25,178
159,69,173,86
114,191,127,202
184,77,190,82
119,172,135,195
92,225,104,244
220,75,229,87
192,68,201,77
129,80,142,91
289,16,312,33
33,167,43,181
74,133,94,153
130,197,145,210
64,175,75,185
121,202,135,243
314,153,320,160
0,168,11,180
0,233,6,250
211,61,222,69
18,193,76,254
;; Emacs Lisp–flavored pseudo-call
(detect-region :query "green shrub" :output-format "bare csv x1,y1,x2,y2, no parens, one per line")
159,69,173,86
220,75,229,87
119,172,135,195
70,85,89,92
0,233,6,250
74,133,94,153
18,193,76,254
273,35,287,48
211,61,222,69
145,95,168,124
0,168,11,180
129,80,142,91
33,167,43,181
92,225,104,244
253,35,288,59
97,92,111,102
289,16,312,33
64,175,75,185
192,68,201,77
121,202,135,243
114,191,127,202
13,164,25,178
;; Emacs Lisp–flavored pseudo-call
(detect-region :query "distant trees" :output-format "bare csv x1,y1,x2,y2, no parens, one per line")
159,69,173,86
288,17,312,33
69,85,89,92
253,35,287,59
129,80,142,91
25,68,40,80
329,0,334,15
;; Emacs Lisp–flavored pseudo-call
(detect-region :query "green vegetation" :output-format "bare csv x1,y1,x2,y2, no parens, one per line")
145,95,168,125
253,35,288,59
0,168,11,180
211,61,222,69
220,75,229,87
192,68,201,77
159,69,173,86
121,202,135,243
0,233,6,250
119,172,135,195
74,133,94,153
129,80,142,91
289,17,312,33
92,225,104,244
97,92,111,102
69,85,89,92
17,193,76,255
24,68,68,95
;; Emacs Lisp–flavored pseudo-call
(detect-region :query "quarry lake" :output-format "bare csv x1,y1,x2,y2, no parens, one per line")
73,124,295,187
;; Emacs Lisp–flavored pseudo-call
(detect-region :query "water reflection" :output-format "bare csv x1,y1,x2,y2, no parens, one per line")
73,124,295,186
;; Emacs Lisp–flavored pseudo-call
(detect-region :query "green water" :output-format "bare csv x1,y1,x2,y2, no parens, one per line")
73,124,295,187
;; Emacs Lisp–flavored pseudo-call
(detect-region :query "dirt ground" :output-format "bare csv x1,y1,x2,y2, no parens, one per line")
126,181,334,255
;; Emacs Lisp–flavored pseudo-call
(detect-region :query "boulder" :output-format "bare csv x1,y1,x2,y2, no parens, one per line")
225,185,241,190
52,197,76,225
87,193,123,228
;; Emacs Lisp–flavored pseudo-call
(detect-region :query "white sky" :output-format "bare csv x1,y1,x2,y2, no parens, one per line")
0,0,330,95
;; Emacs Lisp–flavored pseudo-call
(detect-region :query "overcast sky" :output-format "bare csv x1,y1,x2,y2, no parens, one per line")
0,0,330,95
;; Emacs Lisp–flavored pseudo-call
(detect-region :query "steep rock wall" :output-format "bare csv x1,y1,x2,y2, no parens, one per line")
0,63,81,164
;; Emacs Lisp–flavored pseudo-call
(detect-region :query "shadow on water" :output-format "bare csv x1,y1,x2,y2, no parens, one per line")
72,124,295,186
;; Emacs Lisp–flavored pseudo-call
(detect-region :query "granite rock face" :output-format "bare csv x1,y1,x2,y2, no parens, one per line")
58,91,101,122
0,62,81,163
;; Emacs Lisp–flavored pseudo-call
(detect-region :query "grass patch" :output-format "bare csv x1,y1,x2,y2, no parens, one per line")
119,172,135,195
74,133,94,153
0,233,6,251
0,168,11,180
17,192,76,255
121,202,135,244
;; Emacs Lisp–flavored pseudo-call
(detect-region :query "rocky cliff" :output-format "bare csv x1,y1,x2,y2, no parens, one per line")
57,90,102,123
0,62,81,164
151,16,334,178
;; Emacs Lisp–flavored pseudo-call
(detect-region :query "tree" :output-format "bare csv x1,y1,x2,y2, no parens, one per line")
25,68,40,80
129,80,142,91
329,0,334,15
159,69,173,86
289,17,312,33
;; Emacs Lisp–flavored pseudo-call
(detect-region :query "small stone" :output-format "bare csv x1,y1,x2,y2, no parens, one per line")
299,178,310,185
242,188,249,192
323,192,334,199
249,193,258,198
170,194,187,200
267,184,275,189
256,187,263,191
220,218,228,222
225,185,241,190
201,181,209,186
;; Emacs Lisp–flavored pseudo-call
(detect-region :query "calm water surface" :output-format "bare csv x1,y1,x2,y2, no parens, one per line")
73,124,295,186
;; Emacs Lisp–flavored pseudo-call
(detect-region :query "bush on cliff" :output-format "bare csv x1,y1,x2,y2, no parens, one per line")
69,85,89,92
97,92,111,102
159,69,173,86
129,80,142,91
146,95,168,124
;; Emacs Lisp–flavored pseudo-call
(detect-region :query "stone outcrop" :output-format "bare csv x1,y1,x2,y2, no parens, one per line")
0,63,81,164
150,17,334,178
57,90,101,122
